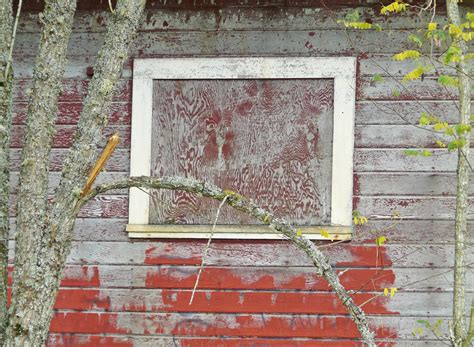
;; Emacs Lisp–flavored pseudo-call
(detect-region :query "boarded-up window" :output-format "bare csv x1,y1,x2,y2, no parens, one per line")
128,58,356,239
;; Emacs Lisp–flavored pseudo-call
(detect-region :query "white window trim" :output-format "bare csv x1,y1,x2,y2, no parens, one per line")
128,57,356,240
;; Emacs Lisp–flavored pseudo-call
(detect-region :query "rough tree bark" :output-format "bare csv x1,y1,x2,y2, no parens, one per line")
80,176,377,347
446,1,472,346
5,0,78,345
3,1,146,346
0,0,13,341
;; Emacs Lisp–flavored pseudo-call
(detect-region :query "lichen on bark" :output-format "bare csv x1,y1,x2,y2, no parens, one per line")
0,0,13,342
4,0,77,345
3,1,146,346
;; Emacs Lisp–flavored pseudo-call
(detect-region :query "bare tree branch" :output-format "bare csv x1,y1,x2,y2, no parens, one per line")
80,176,377,347
48,0,146,251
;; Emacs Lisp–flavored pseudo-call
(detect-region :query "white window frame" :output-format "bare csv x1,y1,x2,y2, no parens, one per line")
127,57,356,240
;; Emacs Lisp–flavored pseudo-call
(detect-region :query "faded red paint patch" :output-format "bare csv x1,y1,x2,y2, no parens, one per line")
47,335,133,347
181,339,362,347
61,266,100,287
144,246,201,265
54,289,110,311
161,290,395,315
144,266,396,291
50,313,129,334
171,315,397,339
336,245,392,267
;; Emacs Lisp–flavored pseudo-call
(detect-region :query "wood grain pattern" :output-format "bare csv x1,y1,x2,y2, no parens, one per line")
150,79,334,225
9,6,474,345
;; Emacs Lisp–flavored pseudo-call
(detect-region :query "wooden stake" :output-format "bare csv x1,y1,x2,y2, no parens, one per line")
81,133,119,197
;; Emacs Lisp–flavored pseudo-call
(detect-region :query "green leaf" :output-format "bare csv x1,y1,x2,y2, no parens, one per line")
392,89,401,97
419,113,430,126
403,65,428,82
319,229,331,239
345,22,373,30
404,149,420,156
417,320,432,329
455,124,472,135
408,34,423,47
438,75,459,88
444,44,462,64
372,74,384,83
421,149,432,157
373,23,383,32
375,236,387,246
345,9,360,22
448,140,458,151
393,50,421,61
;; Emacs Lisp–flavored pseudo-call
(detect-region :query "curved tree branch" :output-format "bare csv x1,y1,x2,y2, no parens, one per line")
80,176,376,347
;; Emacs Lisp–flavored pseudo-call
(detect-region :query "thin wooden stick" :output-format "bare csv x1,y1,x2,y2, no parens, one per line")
80,133,119,197
189,195,229,305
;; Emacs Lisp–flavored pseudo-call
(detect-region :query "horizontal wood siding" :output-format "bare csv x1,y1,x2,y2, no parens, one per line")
11,6,473,346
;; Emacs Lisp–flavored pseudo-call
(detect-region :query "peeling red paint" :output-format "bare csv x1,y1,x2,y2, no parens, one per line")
181,340,364,347
337,245,392,267
54,289,110,311
144,246,202,265
61,266,100,287
47,335,133,347
50,313,130,334
171,314,397,339
144,266,395,291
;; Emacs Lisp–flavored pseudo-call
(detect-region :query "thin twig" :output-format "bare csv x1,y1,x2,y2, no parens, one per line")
108,0,115,14
189,194,229,305
4,0,22,81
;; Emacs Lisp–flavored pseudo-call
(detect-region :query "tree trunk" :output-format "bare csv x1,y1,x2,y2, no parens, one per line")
4,0,77,345
4,1,145,346
446,1,472,346
82,176,377,347
0,0,13,342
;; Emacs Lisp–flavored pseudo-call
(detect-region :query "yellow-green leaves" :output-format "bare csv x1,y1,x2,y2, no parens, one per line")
383,287,398,297
319,229,331,239
446,23,473,41
427,22,437,31
344,22,373,30
375,236,387,246
339,10,382,31
438,75,459,88
372,74,384,83
416,319,443,338
353,210,368,225
381,1,408,15
412,326,424,336
404,149,431,157
296,229,303,237
402,65,428,82
407,34,423,47
393,50,421,61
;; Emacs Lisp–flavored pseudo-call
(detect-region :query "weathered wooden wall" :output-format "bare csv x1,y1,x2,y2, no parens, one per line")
10,3,474,346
